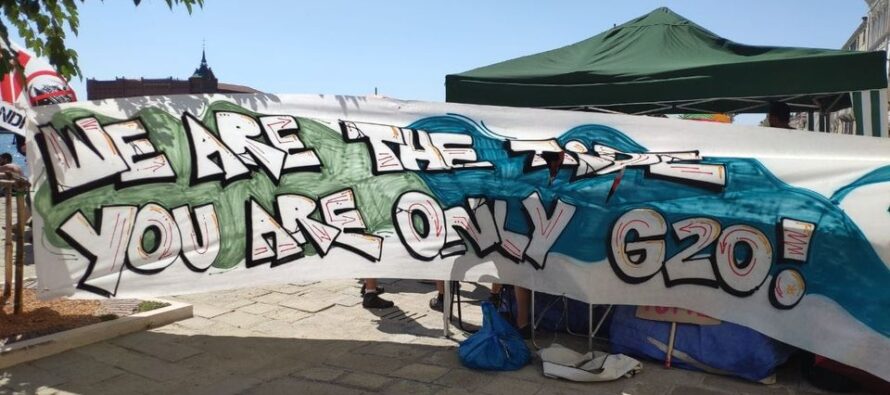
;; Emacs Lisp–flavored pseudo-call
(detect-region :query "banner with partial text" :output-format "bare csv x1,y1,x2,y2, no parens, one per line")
26,94,890,380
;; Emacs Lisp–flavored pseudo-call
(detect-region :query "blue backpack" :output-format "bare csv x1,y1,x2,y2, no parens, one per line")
458,301,531,371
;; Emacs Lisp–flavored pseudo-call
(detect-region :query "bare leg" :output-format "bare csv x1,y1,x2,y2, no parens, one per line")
515,286,530,328
430,280,445,311
488,283,503,307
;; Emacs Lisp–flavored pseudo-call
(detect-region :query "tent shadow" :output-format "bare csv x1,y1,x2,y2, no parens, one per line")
0,318,818,394
0,332,472,394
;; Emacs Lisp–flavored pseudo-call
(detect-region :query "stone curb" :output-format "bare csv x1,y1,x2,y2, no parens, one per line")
0,299,192,369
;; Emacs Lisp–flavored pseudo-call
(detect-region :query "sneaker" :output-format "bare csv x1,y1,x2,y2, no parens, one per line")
362,292,394,309
429,293,444,312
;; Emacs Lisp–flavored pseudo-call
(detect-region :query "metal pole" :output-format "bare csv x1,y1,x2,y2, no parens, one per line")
13,191,25,315
665,322,678,368
588,303,594,352
530,290,536,348
2,188,11,300
443,280,451,338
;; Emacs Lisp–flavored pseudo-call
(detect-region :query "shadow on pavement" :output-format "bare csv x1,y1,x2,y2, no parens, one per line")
0,327,831,395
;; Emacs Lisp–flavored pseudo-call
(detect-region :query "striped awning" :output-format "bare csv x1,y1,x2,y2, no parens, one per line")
851,89,888,137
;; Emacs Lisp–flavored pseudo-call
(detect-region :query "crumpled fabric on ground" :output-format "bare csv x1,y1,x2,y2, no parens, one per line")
539,343,642,382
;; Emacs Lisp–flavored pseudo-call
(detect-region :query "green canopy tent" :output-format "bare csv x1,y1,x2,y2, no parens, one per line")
446,7,889,136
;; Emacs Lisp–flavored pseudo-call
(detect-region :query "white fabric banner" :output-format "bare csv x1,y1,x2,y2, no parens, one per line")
26,94,890,380
0,101,27,135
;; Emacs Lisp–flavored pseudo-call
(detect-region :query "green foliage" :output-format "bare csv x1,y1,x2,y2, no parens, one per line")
0,0,203,80
136,300,170,312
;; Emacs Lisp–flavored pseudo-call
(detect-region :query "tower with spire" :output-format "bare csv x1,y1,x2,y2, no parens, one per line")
189,45,218,93
86,42,261,100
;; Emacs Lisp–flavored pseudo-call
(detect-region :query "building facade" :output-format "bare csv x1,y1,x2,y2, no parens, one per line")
816,1,890,134
87,51,261,100
866,0,890,53
831,17,870,135
791,1,890,134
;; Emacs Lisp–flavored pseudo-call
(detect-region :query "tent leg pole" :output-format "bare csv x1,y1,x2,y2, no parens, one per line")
588,303,594,352
531,289,539,349
443,280,452,339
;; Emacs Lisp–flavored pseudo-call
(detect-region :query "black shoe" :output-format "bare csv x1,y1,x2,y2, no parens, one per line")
517,325,532,340
429,293,444,312
360,283,384,296
488,292,501,308
362,292,394,309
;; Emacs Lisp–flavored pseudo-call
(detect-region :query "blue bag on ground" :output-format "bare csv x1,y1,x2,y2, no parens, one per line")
459,301,530,371
609,305,794,382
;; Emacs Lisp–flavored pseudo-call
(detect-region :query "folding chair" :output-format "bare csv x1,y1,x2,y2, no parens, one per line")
529,290,613,351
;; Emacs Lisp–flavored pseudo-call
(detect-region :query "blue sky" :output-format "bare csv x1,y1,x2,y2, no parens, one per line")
6,1,874,104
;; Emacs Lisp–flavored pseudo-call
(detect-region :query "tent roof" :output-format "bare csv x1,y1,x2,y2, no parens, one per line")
445,7,888,114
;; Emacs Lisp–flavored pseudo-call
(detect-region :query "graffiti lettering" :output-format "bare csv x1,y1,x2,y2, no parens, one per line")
277,194,340,256
103,119,176,186
663,217,721,287
172,204,220,272
522,192,576,268
59,189,385,296
215,112,321,182
608,208,668,283
258,115,321,171
443,198,500,257
246,198,304,268
318,189,384,261
511,139,726,189
35,118,131,203
247,190,385,267
183,112,252,185
393,191,576,268
393,191,446,260
58,204,222,296
127,203,182,274
780,218,815,262
609,208,811,308
714,224,773,296
339,120,492,174
36,112,324,204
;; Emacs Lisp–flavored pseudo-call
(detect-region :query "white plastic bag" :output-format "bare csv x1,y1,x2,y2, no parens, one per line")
539,343,641,382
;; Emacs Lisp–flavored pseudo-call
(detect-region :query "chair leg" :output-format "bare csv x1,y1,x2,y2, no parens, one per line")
451,282,473,332
589,304,614,350
531,290,539,349
443,280,452,338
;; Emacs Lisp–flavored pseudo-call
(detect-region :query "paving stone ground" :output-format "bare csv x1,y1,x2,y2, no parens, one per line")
0,279,855,394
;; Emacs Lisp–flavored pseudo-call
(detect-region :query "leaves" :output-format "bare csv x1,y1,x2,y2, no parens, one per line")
0,0,203,81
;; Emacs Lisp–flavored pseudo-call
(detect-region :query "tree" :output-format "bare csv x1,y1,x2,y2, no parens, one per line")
0,0,203,80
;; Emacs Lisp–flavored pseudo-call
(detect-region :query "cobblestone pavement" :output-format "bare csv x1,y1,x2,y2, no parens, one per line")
0,279,851,394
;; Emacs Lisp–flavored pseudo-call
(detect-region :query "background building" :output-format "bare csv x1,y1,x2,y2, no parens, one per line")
831,17,869,134
87,50,261,100
794,0,890,134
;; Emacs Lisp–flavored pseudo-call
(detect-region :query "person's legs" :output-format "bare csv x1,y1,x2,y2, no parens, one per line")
362,279,394,309
489,283,502,307
429,280,445,311
360,280,384,295
515,286,531,338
